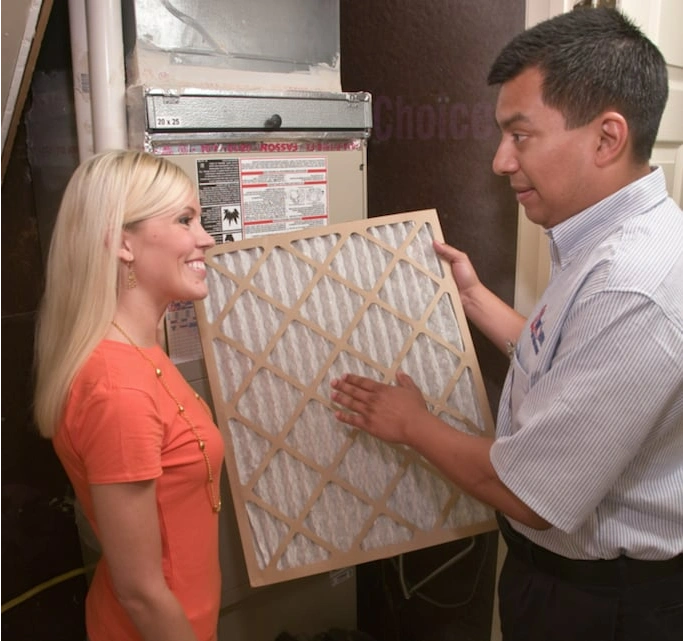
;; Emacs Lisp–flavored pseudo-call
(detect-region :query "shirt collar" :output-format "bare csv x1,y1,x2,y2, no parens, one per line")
546,167,669,272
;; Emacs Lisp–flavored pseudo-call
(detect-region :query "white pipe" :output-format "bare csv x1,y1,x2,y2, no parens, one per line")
68,0,94,162
85,0,128,152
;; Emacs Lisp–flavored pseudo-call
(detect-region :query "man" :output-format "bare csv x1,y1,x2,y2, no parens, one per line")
331,8,682,641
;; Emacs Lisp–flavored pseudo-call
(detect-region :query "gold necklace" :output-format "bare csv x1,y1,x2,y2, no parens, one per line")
111,321,221,513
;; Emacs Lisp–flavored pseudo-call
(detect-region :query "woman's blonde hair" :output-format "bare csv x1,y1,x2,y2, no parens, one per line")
34,149,196,437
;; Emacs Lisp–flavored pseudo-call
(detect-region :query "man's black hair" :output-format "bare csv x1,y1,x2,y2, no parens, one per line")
488,8,668,162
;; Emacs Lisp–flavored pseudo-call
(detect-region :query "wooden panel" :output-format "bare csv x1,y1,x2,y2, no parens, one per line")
1,0,53,180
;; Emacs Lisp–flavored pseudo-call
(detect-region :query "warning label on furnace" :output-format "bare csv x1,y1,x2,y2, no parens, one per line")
240,157,328,236
172,155,330,365
197,157,243,245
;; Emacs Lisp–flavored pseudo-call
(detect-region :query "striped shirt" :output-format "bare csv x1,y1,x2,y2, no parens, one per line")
491,167,683,560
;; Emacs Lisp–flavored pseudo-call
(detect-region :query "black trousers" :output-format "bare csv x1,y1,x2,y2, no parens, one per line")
496,514,683,641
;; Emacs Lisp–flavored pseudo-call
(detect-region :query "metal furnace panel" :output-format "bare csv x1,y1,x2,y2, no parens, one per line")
195,209,496,586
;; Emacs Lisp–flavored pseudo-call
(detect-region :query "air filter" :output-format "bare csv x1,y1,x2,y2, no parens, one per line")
195,209,496,586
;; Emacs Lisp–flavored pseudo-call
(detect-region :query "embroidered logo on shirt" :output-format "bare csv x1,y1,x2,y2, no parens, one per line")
530,305,547,354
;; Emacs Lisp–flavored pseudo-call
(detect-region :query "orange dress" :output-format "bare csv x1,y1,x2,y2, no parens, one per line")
53,340,223,641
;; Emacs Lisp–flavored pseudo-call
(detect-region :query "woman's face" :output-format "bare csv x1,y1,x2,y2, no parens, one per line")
122,192,215,308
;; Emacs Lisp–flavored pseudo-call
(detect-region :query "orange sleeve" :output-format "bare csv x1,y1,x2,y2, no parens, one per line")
74,385,164,485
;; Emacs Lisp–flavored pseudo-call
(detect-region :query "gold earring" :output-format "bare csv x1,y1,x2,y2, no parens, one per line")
127,262,137,289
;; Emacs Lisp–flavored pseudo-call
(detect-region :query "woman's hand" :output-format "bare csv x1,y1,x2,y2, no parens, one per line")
330,371,430,447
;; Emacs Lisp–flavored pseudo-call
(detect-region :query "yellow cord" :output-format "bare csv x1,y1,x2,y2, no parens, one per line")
1,564,95,614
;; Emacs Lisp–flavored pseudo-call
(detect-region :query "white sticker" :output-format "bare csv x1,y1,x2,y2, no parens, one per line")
155,116,181,127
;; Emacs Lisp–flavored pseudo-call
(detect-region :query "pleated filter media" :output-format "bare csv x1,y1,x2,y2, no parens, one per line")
195,209,496,586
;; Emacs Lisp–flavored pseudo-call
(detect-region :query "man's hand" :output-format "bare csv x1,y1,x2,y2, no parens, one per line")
330,371,430,446
433,240,481,296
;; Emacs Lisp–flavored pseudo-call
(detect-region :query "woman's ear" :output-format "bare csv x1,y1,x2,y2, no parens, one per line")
595,111,629,167
117,233,135,263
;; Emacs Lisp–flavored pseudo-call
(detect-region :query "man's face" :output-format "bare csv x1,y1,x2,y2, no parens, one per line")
492,67,600,229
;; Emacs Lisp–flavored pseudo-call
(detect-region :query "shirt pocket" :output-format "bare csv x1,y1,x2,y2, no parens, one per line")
509,351,531,420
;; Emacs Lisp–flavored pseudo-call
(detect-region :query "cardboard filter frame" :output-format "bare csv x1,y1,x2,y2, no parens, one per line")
195,209,496,586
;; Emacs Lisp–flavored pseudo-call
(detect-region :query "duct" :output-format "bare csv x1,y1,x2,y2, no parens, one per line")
126,87,372,149
123,0,341,92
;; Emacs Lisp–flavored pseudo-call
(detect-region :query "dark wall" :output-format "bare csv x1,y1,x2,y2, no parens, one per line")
340,0,523,419
339,2,524,639
1,4,87,640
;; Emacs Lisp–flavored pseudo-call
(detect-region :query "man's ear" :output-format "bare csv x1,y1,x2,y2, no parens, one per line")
595,111,629,167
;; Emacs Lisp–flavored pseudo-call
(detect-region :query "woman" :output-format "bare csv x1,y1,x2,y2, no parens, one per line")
34,150,222,641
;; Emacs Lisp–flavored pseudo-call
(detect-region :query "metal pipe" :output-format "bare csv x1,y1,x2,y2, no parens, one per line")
86,0,127,152
68,0,94,161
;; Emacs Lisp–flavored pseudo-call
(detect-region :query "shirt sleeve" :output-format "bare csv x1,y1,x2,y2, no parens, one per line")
491,289,682,533
73,384,164,485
